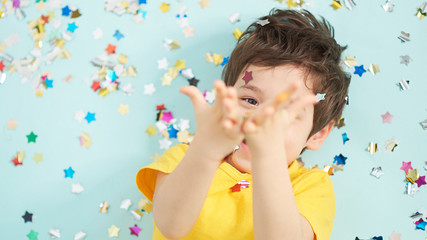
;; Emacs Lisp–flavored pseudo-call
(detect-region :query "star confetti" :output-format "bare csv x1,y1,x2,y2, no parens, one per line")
342,133,349,144
113,29,124,40
371,167,384,179
335,116,345,129
159,2,170,13
242,71,253,84
398,79,410,91
420,119,427,130
382,1,394,12
79,132,92,148
48,228,61,238
198,0,210,8
120,199,132,210
406,169,419,183
330,0,342,10
93,27,103,39
159,138,172,149
72,183,84,194
400,55,412,66
368,64,380,76
129,224,141,236
416,2,427,20
415,175,426,187
118,104,129,115
11,151,25,166
26,131,38,143
400,161,413,174
22,211,33,223
233,28,243,40
256,18,270,26
388,231,401,240
384,138,398,153
108,224,120,237
381,111,393,124
398,31,410,42
229,13,240,23
64,166,75,178
74,231,86,240
85,112,96,123
32,153,44,164
333,154,347,165
344,56,357,68
353,65,366,77
415,218,427,230
145,125,157,137
183,26,195,38
368,142,378,155
316,93,326,102
7,118,18,129
27,230,38,240
100,201,110,213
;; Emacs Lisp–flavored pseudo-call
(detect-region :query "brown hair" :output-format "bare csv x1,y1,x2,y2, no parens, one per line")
222,9,351,139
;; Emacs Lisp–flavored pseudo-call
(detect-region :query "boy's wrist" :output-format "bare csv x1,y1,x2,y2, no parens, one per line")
189,136,229,163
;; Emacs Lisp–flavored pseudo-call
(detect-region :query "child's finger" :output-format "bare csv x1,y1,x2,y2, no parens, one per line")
213,80,227,108
285,94,318,118
179,85,206,110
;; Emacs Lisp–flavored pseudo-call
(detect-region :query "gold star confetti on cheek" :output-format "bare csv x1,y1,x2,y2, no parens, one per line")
344,56,357,68
150,153,161,162
198,0,210,8
232,28,243,40
107,224,120,237
118,104,129,116
368,64,381,76
330,0,342,10
159,3,170,13
32,153,44,164
99,201,110,213
7,118,18,129
368,142,378,155
145,125,157,137
174,59,186,71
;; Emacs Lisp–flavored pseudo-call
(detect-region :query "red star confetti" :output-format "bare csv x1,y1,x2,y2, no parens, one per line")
105,43,116,55
11,151,25,166
381,111,393,124
242,71,253,84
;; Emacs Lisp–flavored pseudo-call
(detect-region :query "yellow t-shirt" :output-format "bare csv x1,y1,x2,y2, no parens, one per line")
136,143,335,240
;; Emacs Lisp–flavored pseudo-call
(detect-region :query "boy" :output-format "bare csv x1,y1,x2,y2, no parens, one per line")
136,8,350,240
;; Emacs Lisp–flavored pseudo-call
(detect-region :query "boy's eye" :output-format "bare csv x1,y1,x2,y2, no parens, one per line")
241,98,259,106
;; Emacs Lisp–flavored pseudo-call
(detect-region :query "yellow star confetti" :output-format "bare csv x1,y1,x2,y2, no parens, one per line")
174,60,186,71
368,142,378,155
170,40,180,50
177,130,190,143
159,3,170,13
205,52,214,62
285,0,298,8
233,28,243,40
118,104,129,115
80,132,92,149
275,0,284,3
406,169,419,183
330,0,342,10
36,88,44,97
100,201,109,213
384,138,398,152
213,53,223,66
35,1,47,11
344,56,357,68
127,66,137,77
107,224,120,238
32,153,44,164
168,67,179,79
198,0,210,8
7,118,18,129
145,125,157,137
117,54,128,64
368,64,381,76
139,198,153,213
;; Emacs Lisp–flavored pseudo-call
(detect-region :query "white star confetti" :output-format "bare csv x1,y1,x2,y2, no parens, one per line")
400,55,412,66
48,228,61,238
204,90,216,104
256,19,270,26
382,0,394,12
371,167,384,179
72,183,84,194
120,199,132,210
144,83,156,96
178,118,190,131
74,110,85,122
229,12,240,23
92,27,103,40
74,231,86,240
159,138,172,149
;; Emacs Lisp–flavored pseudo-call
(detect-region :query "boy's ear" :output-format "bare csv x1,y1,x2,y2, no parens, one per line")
305,120,335,151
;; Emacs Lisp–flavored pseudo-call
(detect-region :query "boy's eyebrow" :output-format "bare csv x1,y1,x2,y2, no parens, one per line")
238,84,264,97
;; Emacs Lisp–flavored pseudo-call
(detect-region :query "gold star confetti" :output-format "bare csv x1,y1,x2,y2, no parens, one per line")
285,0,298,8
344,56,357,68
406,169,419,183
174,59,186,71
107,224,120,238
368,142,378,155
32,153,44,164
368,64,381,76
127,66,137,77
205,52,214,62
330,0,342,10
100,201,110,213
384,138,398,152
335,116,345,129
233,28,243,40
177,130,190,143
35,1,47,11
213,53,223,66
145,125,157,137
198,0,210,8
170,39,180,50
118,104,129,116
79,132,92,149
160,74,173,86
7,118,18,129
159,3,170,13
117,54,128,64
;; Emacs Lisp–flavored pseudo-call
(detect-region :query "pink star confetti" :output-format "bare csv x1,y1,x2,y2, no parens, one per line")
415,175,426,187
129,224,141,236
381,111,394,124
400,161,413,174
242,71,253,84
161,111,174,123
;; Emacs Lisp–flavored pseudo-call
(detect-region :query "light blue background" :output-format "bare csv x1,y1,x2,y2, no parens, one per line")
1,0,427,239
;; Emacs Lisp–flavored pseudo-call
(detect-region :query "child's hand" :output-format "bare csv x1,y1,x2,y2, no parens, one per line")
180,80,244,161
241,80,319,155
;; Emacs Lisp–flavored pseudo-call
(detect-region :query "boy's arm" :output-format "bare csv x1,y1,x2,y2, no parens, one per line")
251,149,315,240
152,139,222,239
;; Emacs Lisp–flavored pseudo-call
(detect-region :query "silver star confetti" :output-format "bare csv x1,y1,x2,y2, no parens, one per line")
398,31,410,42
316,93,326,102
371,167,384,179
397,80,410,91
400,55,412,66
256,19,270,26
420,119,427,130
382,0,394,12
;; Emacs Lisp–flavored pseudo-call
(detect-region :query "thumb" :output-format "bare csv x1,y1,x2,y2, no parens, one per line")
179,85,206,110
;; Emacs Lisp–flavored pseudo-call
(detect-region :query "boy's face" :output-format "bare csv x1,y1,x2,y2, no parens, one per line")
232,64,314,170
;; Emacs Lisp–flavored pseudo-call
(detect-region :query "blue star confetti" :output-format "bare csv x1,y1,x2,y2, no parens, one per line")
85,112,96,123
333,154,347,165
113,29,124,40
342,132,349,144
354,64,366,77
64,166,75,178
